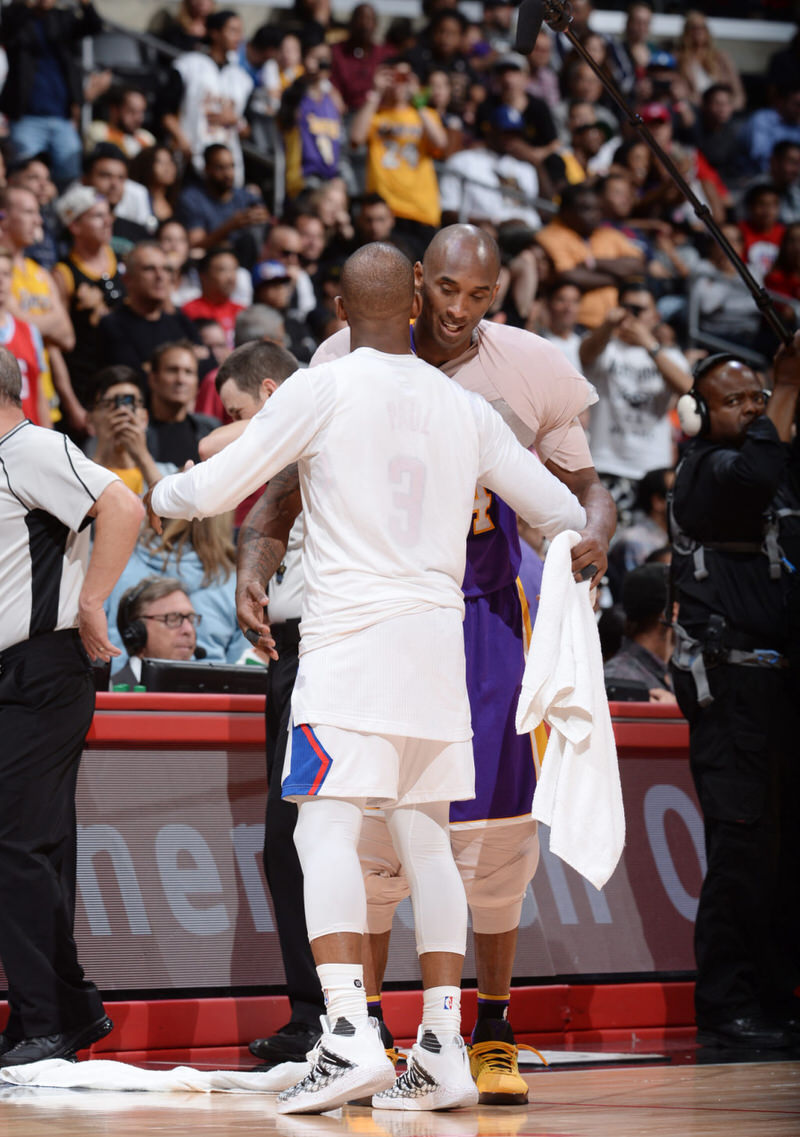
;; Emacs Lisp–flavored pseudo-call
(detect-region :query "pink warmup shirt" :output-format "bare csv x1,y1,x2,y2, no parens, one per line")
312,320,596,472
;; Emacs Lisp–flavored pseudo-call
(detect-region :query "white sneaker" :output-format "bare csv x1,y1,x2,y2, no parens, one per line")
276,1015,396,1114
372,1028,479,1111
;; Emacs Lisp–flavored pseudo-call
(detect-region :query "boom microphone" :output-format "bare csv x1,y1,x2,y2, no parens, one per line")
513,0,547,55
194,645,207,660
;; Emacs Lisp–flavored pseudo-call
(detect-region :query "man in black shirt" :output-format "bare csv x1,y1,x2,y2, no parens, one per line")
669,340,800,1051
679,84,749,192
604,563,675,702
97,241,201,384
475,53,561,193
145,340,219,467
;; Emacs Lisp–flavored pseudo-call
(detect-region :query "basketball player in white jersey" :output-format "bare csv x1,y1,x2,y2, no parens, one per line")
237,226,615,1104
147,243,586,1114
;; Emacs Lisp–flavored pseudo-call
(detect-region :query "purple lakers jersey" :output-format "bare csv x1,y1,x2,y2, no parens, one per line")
463,488,522,598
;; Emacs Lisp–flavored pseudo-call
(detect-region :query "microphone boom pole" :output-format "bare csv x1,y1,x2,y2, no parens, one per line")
514,0,793,347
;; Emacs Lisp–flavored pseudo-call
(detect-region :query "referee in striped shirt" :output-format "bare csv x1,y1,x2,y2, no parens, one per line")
0,346,143,1067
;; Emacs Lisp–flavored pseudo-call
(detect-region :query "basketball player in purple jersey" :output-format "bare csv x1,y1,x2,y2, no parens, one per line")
238,226,615,1102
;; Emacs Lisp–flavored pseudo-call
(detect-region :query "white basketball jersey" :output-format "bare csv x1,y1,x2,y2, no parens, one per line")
152,347,585,738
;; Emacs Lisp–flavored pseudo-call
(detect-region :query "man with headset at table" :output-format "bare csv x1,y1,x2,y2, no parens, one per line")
112,576,201,688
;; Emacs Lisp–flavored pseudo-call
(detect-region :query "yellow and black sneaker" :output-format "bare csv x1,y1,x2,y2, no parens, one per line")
379,1019,404,1069
468,1019,537,1105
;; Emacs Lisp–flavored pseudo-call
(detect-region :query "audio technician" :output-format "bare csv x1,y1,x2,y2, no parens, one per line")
113,576,203,688
669,334,800,1050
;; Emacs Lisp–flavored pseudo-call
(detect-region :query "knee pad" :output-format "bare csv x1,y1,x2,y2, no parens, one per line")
452,821,539,934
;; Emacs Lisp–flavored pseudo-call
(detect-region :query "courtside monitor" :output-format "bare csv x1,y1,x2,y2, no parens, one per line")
141,658,268,694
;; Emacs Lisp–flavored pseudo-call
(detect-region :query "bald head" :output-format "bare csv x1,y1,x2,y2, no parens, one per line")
696,357,769,444
340,242,415,322
414,225,501,364
423,225,501,281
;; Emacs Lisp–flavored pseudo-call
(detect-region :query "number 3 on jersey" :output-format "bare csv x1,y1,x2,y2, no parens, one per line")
472,485,495,535
389,456,426,546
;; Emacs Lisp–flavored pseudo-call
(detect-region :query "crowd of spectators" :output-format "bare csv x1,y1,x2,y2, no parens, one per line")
1,0,798,687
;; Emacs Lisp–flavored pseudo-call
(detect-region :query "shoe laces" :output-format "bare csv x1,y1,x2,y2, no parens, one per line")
470,1039,549,1069
518,1041,548,1066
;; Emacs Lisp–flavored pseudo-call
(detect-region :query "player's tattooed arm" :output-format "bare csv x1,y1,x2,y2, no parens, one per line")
236,464,302,658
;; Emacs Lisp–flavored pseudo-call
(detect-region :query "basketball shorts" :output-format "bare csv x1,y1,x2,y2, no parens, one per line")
282,721,476,808
453,580,543,825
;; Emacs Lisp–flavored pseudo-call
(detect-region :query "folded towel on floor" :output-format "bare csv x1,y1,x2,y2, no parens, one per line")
0,1057,311,1093
515,529,625,890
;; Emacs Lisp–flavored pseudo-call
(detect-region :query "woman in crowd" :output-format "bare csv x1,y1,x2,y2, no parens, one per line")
675,11,746,112
159,218,201,308
130,145,180,226
612,139,652,196
151,0,216,53
159,218,251,308
105,514,249,665
424,69,467,158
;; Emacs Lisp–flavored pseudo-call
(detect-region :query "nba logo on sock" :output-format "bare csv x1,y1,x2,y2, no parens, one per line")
443,995,453,1010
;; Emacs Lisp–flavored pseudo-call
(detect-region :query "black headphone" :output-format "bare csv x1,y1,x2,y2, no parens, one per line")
676,353,740,438
117,579,152,657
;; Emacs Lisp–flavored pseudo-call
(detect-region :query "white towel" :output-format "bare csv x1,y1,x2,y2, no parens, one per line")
0,1056,310,1093
515,530,625,890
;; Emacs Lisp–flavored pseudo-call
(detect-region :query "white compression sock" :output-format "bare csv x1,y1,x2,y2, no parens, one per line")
316,963,368,1026
422,986,462,1039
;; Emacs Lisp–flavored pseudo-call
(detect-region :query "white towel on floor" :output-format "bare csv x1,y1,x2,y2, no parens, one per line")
515,529,625,890
0,1057,310,1093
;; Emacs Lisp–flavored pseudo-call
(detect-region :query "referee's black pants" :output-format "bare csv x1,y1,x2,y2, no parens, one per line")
672,662,800,1028
0,630,106,1039
262,621,324,1026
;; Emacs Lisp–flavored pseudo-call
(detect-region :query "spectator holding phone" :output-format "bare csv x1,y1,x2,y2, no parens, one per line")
87,365,164,495
349,58,447,255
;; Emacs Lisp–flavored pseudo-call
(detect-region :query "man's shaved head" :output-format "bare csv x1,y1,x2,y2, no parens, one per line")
423,224,501,280
414,225,502,364
340,242,415,322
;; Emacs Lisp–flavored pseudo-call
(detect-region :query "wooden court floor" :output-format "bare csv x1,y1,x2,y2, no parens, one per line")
0,1060,798,1137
